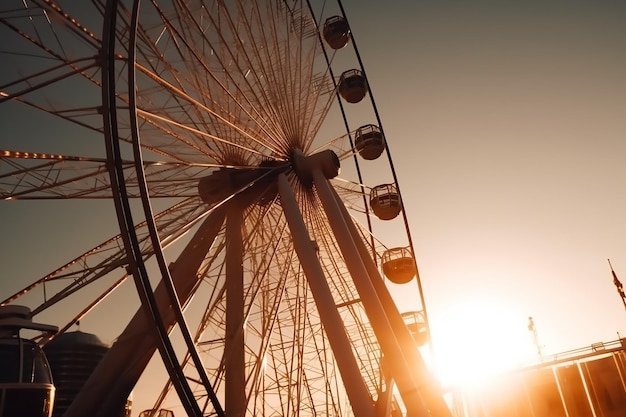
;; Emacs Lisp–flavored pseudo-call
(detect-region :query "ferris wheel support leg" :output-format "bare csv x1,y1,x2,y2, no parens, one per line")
65,207,227,417
329,186,453,417
312,169,431,417
277,173,376,417
225,207,246,417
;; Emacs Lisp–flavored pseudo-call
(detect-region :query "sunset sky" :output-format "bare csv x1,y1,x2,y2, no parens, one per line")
2,0,626,412
344,0,626,380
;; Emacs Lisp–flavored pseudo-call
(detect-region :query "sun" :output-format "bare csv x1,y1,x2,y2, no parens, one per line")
428,295,536,389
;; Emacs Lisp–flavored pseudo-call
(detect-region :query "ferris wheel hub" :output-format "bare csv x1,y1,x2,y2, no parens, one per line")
198,162,286,206
291,149,340,187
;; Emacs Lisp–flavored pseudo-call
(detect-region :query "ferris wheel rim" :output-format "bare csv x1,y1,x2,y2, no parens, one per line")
106,0,223,416
113,1,391,413
0,1,441,416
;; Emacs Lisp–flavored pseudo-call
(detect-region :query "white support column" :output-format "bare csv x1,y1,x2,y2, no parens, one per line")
312,169,431,417
277,174,376,417
225,206,246,417
66,208,227,417
329,185,453,417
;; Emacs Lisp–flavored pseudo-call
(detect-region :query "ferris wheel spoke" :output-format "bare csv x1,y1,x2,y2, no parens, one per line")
0,3,102,57
130,113,224,163
0,233,127,307
148,2,287,146
133,65,284,159
128,0,338,164
0,58,99,100
136,107,269,159
201,2,294,139
246,8,296,141
188,5,289,145
24,0,102,47
121,69,240,165
65,203,228,417
1,75,102,132
208,1,331,153
0,152,216,199
0,6,103,110
0,155,110,199
246,5,321,152
188,206,297,407
1,195,210,322
132,8,288,159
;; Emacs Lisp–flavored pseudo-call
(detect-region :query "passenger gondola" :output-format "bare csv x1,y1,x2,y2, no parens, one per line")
0,305,58,417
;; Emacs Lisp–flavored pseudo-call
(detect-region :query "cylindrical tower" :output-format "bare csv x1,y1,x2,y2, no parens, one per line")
44,331,129,417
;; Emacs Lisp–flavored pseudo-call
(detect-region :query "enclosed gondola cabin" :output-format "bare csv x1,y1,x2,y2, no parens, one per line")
0,305,57,417
370,184,402,220
355,124,385,160
381,247,416,284
401,311,428,347
338,69,367,103
322,16,351,49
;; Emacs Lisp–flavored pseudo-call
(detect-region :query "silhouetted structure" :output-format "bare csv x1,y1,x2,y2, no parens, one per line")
450,339,626,417
44,331,130,417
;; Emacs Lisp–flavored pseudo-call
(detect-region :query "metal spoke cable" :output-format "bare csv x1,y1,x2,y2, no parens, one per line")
142,2,284,158
173,0,287,149
135,65,277,158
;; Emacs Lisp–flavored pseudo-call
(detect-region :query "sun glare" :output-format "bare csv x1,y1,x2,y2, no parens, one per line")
429,295,536,389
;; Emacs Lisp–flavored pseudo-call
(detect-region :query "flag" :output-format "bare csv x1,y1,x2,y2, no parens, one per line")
609,259,626,300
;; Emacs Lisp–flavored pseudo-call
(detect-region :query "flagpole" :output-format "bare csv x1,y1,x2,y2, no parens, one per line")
608,259,626,312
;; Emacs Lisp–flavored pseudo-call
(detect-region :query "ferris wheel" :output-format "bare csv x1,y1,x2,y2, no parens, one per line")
0,1,451,417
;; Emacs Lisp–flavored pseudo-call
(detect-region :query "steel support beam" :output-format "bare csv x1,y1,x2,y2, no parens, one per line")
278,173,376,417
66,208,226,417
312,168,432,417
225,206,246,417
329,184,453,417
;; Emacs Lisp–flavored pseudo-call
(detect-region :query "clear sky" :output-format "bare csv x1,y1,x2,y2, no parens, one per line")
344,0,626,381
2,0,626,412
